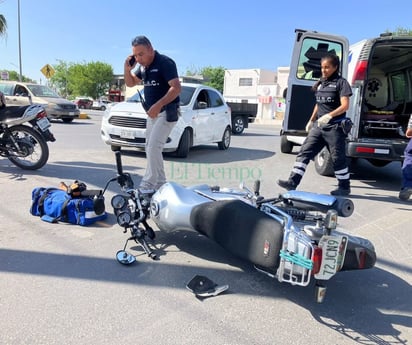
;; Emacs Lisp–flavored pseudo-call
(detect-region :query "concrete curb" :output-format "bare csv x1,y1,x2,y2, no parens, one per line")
79,113,89,119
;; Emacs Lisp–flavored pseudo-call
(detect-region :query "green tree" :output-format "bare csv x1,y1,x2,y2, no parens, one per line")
386,27,412,36
50,61,113,99
49,60,71,97
6,70,33,82
0,14,7,37
201,66,225,93
184,66,226,93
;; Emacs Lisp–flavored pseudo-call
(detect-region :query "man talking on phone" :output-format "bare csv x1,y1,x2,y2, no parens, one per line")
124,35,181,191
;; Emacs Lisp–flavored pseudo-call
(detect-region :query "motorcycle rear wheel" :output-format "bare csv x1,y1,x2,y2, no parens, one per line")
4,124,49,170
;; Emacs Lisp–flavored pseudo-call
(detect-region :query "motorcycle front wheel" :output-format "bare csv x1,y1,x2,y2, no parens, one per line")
4,124,49,170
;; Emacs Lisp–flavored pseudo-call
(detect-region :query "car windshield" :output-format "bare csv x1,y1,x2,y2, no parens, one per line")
127,91,144,103
27,84,60,98
180,86,195,106
0,83,14,96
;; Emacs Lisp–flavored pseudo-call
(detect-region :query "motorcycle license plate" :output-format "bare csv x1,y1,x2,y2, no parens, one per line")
314,235,348,280
37,117,51,131
120,130,135,139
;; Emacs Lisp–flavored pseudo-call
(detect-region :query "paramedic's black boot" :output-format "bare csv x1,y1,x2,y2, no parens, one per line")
331,183,351,196
277,179,297,191
330,187,351,196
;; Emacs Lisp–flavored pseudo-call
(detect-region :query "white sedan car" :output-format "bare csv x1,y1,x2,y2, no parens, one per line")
100,83,232,158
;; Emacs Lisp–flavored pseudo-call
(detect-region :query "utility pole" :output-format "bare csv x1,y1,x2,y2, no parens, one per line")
17,0,22,81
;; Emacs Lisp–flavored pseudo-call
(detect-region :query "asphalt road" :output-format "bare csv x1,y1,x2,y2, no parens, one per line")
0,112,411,345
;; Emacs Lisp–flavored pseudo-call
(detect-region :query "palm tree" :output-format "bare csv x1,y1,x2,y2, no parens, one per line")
0,14,7,37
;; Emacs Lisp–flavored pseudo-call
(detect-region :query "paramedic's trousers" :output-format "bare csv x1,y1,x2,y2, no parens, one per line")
288,123,350,189
402,138,412,188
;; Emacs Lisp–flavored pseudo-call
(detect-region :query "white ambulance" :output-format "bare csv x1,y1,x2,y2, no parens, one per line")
281,29,412,175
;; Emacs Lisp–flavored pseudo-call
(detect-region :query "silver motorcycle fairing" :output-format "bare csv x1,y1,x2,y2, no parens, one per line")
150,182,211,232
188,184,255,204
150,182,255,232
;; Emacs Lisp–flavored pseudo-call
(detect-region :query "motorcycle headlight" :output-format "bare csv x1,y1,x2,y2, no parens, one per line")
324,210,338,230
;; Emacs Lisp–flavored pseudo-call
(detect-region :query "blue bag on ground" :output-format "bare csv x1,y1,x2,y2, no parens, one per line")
30,187,107,226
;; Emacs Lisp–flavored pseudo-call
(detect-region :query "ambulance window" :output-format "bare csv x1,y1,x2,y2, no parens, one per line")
296,38,343,80
390,72,407,102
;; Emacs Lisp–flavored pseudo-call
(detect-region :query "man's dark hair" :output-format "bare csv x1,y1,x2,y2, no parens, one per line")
132,35,152,47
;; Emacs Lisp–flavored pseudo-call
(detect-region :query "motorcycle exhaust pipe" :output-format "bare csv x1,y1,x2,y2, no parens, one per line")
315,282,327,303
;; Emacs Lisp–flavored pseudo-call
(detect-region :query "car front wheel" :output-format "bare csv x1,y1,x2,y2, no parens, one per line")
280,134,294,153
218,127,231,150
175,128,191,158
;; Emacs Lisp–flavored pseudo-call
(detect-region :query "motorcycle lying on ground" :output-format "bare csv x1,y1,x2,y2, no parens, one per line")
0,104,55,170
104,151,376,303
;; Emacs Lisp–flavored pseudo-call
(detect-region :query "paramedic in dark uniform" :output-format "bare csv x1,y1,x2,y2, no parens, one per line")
0,91,6,109
399,114,412,201
277,54,353,196
124,35,181,191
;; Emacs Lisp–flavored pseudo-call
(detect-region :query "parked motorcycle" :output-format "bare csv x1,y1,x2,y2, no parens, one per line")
0,104,55,170
104,151,376,302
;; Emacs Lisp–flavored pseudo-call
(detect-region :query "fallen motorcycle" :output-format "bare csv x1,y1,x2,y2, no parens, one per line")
104,151,376,302
0,104,55,170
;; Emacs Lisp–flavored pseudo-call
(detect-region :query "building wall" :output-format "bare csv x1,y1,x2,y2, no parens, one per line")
223,68,289,121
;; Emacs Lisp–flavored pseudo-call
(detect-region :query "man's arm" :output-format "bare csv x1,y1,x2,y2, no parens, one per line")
147,78,181,118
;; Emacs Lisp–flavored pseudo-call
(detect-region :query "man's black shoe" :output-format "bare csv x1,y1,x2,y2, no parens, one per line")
330,187,351,196
399,187,412,201
277,179,296,191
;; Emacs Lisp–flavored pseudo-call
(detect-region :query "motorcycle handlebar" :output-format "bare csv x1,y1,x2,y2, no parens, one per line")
253,180,260,196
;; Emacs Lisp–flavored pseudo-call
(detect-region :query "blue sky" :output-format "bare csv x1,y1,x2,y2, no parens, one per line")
1,0,411,84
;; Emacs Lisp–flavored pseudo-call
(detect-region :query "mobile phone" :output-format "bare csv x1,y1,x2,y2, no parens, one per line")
128,55,136,67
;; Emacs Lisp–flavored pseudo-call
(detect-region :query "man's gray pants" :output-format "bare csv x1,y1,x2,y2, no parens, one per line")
140,112,176,190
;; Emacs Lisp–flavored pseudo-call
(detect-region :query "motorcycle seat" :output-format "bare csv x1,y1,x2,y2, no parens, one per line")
0,106,30,122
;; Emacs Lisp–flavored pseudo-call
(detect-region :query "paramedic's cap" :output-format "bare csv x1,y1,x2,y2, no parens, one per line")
132,35,152,47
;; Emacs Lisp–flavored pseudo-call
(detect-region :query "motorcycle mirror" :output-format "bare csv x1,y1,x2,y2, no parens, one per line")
239,181,253,196
116,250,136,265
